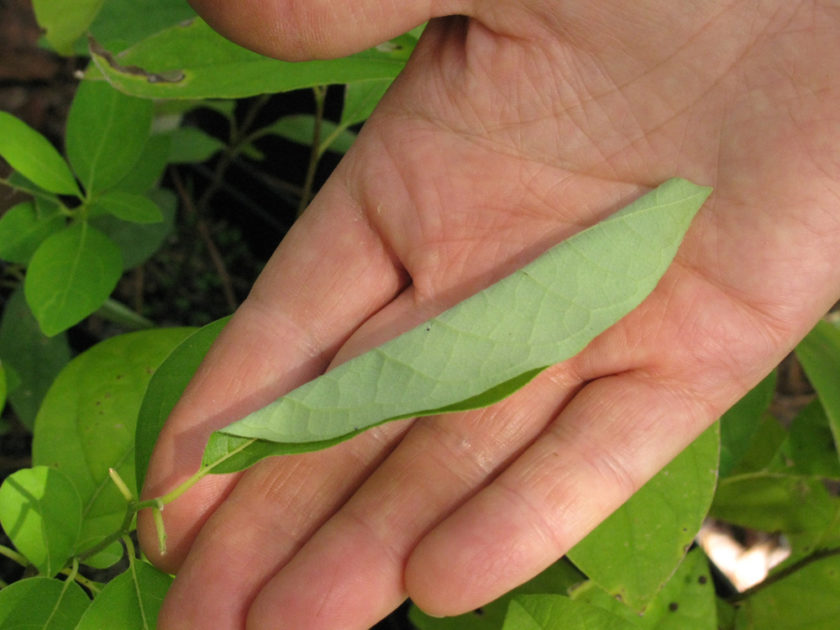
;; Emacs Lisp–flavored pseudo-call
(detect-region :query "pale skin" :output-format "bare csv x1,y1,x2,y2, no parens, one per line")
138,1,840,628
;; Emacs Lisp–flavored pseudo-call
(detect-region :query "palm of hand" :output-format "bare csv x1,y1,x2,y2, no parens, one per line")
140,2,840,628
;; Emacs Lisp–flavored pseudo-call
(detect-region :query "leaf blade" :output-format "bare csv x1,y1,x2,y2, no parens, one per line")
204,178,712,471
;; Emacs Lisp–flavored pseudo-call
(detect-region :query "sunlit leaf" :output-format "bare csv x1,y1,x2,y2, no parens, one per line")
65,80,154,195
0,111,80,196
32,328,194,559
89,18,412,99
89,190,163,224
568,426,719,611
32,0,105,55
24,222,123,336
0,466,82,577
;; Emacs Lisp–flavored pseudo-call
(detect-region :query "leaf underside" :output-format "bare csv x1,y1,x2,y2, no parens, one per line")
203,178,712,473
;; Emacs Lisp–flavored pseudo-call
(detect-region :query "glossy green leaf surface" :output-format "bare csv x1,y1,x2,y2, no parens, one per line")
24,222,123,336
567,425,719,611
135,319,224,490
795,320,840,460
32,328,193,557
204,178,712,473
718,371,776,477
33,0,104,55
89,190,163,224
410,560,585,630
570,547,716,629
0,577,89,629
89,18,412,99
0,466,82,576
76,561,173,630
735,553,840,630
0,200,65,264
0,289,71,429
0,111,80,196
91,188,176,269
65,80,154,195
502,595,635,630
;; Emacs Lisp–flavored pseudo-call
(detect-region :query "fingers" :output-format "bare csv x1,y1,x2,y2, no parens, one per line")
138,172,407,571
187,0,472,60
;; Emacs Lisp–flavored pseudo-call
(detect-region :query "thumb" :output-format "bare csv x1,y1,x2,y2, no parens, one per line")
188,0,473,60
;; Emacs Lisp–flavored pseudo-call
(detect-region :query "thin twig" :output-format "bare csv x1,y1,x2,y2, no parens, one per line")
297,85,327,217
171,169,238,312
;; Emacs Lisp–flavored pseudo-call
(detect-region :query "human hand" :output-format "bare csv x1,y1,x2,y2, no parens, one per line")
138,2,840,628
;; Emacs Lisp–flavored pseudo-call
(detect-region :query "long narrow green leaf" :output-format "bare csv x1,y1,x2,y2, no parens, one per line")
202,178,712,473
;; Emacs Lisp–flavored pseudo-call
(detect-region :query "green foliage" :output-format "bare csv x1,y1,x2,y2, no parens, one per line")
201,180,711,473
1,3,839,629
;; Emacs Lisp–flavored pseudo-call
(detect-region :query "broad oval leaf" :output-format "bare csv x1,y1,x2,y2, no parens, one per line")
89,190,163,224
0,466,82,577
0,111,80,196
32,328,194,560
0,576,89,629
341,79,392,127
567,425,719,612
89,18,413,99
24,222,123,336
65,80,154,195
203,179,712,473
0,289,71,429
0,200,65,264
76,561,173,630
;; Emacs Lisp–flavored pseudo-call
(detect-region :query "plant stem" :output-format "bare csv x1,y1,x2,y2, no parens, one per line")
728,546,840,602
297,85,327,217
0,544,28,567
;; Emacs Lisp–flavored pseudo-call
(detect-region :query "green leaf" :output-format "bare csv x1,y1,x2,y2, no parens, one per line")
32,0,105,55
88,18,412,99
718,371,777,477
65,80,154,195
24,222,123,336
166,126,226,163
113,132,172,193
0,200,66,264
567,426,719,611
728,414,788,476
31,328,194,558
0,466,82,577
266,115,358,155
341,79,392,127
76,561,173,630
89,190,163,224
0,111,81,196
570,547,716,629
783,399,840,479
710,474,836,547
0,361,6,414
0,576,89,629
88,0,196,53
135,318,225,490
410,560,585,630
795,320,840,462
502,595,635,630
91,187,176,269
735,553,840,630
0,289,71,429
204,178,713,473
